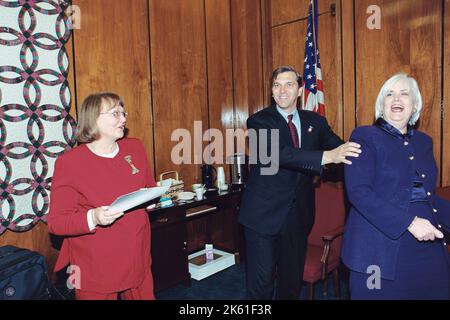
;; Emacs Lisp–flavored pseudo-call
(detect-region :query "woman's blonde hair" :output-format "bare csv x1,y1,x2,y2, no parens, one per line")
76,92,123,143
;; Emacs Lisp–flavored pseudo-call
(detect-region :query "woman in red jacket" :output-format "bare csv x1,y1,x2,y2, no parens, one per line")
48,92,156,300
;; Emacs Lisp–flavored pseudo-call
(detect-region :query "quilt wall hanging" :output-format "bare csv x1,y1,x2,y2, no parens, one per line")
0,0,76,234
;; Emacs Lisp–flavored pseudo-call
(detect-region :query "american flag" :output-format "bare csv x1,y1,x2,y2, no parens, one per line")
302,0,325,116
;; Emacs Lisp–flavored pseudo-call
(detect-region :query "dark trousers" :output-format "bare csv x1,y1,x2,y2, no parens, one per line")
244,207,308,300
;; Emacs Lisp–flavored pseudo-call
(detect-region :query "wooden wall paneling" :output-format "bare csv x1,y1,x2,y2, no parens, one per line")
270,0,309,27
261,0,273,106
355,0,442,180
443,0,450,187
271,22,307,78
72,0,154,166
230,0,265,126
271,0,342,136
269,1,306,78
317,0,343,137
355,0,394,127
66,33,77,119
341,0,356,140
205,0,234,183
150,0,208,186
409,0,442,183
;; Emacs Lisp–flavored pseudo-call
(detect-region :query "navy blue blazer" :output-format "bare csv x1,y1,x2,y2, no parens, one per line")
342,120,450,280
238,105,343,235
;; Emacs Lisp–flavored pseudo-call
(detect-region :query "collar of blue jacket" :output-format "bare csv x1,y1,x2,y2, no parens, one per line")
375,118,414,140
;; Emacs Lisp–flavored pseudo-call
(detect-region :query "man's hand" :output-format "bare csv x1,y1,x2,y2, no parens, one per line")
322,142,361,165
408,216,444,241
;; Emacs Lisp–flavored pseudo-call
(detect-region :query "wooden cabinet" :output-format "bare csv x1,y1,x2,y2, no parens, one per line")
149,189,243,292
149,207,189,292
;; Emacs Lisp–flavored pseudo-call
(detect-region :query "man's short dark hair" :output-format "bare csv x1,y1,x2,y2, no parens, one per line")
271,65,303,87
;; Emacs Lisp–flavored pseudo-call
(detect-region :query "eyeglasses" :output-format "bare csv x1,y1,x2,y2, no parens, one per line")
99,111,129,119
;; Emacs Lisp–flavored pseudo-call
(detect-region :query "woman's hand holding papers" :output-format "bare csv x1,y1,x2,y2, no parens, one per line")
92,206,124,226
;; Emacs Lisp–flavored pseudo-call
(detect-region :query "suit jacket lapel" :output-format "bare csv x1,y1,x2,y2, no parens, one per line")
267,106,293,148
299,112,313,150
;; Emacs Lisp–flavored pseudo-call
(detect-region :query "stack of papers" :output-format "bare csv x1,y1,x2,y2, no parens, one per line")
109,186,170,214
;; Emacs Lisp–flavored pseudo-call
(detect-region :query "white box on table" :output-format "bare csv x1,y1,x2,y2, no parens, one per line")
188,248,235,281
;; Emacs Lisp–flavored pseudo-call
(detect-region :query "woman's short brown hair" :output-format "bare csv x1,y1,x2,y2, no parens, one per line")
76,92,123,143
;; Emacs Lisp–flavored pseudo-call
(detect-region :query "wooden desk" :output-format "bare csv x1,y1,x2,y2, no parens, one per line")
149,188,243,292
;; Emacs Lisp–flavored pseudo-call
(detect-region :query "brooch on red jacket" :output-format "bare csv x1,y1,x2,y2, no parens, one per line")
124,155,140,174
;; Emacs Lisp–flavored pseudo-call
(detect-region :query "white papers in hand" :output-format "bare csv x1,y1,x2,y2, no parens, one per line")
109,186,170,214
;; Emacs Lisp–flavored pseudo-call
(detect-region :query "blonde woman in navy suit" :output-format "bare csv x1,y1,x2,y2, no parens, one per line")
342,73,450,299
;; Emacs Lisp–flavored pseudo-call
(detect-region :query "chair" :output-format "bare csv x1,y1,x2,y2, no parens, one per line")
303,181,346,299
436,186,450,199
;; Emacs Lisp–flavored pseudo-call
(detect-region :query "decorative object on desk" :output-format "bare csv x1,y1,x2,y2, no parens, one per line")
205,244,214,262
194,187,206,200
192,184,206,199
192,183,205,192
201,165,216,189
109,186,170,214
229,153,248,185
188,248,236,281
157,171,184,198
218,183,229,192
216,166,229,192
216,166,226,187
158,197,173,208
177,192,196,201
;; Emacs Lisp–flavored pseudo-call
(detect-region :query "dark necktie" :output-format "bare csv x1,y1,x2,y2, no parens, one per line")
287,114,299,148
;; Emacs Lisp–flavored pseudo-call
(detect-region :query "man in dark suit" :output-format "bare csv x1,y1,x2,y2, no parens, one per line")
239,66,361,299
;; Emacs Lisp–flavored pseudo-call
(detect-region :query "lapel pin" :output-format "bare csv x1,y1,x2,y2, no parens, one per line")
308,126,313,133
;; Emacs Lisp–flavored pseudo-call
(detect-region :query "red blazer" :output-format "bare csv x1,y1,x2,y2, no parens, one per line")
48,138,156,293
